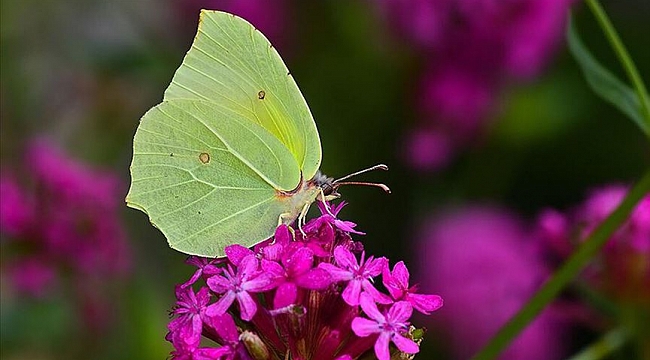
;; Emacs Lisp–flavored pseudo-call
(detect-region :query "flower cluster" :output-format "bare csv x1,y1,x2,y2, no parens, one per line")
535,185,650,303
377,0,573,170
167,201,443,360
0,139,130,329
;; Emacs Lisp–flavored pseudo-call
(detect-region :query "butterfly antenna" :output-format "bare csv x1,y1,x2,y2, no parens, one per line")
333,164,389,183
333,181,391,194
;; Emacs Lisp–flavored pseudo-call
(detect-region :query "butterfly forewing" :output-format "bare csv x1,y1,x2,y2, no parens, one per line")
164,10,322,184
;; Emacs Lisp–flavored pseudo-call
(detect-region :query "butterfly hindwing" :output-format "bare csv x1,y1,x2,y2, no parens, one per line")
126,99,302,256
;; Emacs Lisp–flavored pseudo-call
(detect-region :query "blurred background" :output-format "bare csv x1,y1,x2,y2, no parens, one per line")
1,0,648,359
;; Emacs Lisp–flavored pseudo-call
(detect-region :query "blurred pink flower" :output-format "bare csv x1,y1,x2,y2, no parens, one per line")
6,257,56,298
0,175,33,236
404,128,454,170
0,139,130,330
380,0,573,171
418,206,565,359
536,185,650,303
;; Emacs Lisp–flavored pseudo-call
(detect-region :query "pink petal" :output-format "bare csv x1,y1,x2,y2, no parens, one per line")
225,244,254,266
205,291,235,317
206,275,231,294
351,317,381,337
387,301,413,323
365,257,388,277
295,268,331,290
190,314,203,342
359,293,385,322
318,263,353,282
243,273,274,292
194,347,232,359
374,332,391,360
261,259,285,278
239,255,260,279
274,282,298,308
209,313,239,343
342,279,363,306
262,242,284,262
182,268,203,288
285,247,314,275
392,333,420,354
382,265,402,300
236,291,258,321
334,219,365,235
333,246,358,269
274,224,293,244
362,281,394,304
408,293,443,314
392,261,410,288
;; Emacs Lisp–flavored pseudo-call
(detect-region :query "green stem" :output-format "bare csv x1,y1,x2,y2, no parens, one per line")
471,169,650,360
585,0,650,124
567,327,627,360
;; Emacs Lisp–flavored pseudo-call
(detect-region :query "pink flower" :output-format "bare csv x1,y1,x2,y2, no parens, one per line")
418,206,565,360
261,247,331,308
7,258,56,298
352,294,419,360
1,139,131,332
319,246,392,306
183,256,220,289
383,261,443,314
0,175,33,236
305,201,365,235
167,286,213,351
536,185,650,303
206,255,273,321
378,0,572,171
404,128,454,171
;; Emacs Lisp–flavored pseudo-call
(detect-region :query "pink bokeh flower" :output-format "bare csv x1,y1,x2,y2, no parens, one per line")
379,0,573,171
536,185,650,303
417,206,565,359
0,139,131,331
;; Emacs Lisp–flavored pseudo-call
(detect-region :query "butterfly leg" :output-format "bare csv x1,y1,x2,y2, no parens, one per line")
318,187,336,217
296,201,312,237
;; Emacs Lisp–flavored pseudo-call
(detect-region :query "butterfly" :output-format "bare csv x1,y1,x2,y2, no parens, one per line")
126,10,388,257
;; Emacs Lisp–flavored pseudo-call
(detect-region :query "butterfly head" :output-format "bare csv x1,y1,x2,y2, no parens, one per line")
311,164,391,202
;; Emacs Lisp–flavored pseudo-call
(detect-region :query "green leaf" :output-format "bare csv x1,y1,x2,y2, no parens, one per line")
126,11,323,257
567,15,649,136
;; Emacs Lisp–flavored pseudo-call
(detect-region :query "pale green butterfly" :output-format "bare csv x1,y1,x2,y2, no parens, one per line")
126,10,388,257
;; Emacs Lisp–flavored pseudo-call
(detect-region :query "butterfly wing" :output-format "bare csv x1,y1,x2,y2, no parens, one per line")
127,11,325,257
164,10,321,182
126,100,315,257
